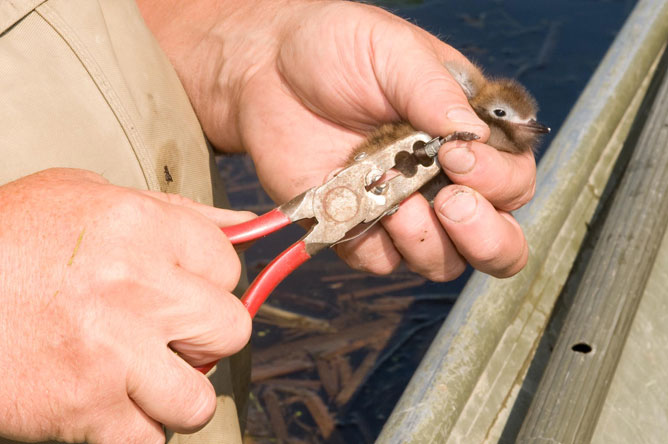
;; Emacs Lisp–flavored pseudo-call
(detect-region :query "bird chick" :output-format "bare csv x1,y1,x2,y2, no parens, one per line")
348,62,548,204
350,61,549,162
445,60,549,154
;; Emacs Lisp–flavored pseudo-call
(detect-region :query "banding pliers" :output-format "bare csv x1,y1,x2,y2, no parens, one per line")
195,130,475,373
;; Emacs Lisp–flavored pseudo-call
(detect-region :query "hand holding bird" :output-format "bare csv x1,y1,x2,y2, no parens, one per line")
143,0,538,280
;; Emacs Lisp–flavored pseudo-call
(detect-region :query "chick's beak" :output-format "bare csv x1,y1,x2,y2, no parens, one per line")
523,119,551,134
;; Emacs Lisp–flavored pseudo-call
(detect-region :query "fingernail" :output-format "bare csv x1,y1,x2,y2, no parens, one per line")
447,106,485,126
440,190,477,222
442,146,476,174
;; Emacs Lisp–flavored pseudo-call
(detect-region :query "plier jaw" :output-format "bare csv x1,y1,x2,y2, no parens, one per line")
302,131,443,253
224,131,447,257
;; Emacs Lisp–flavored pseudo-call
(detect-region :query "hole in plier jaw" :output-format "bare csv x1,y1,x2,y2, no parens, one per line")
411,140,437,167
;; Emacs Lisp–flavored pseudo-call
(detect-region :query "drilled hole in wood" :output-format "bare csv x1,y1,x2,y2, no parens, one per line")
571,342,593,354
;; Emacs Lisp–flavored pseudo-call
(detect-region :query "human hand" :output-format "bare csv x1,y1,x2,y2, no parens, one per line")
139,0,535,280
0,169,252,443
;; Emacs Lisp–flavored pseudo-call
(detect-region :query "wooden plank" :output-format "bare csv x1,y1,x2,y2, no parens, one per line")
335,348,382,406
517,49,668,443
315,358,340,399
337,277,426,302
301,390,336,439
252,359,315,383
262,389,290,442
255,303,336,333
377,1,668,441
252,318,399,364
276,386,337,439
591,226,668,443
261,378,322,390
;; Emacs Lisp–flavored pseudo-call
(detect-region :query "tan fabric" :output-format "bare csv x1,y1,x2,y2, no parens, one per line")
0,0,247,443
0,0,45,34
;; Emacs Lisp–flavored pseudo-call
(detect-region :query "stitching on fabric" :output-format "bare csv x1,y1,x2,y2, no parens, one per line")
34,2,159,191
0,0,47,35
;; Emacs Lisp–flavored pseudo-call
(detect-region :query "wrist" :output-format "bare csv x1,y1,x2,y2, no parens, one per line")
136,0,314,153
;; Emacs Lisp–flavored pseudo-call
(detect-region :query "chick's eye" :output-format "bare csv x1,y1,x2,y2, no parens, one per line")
493,109,507,117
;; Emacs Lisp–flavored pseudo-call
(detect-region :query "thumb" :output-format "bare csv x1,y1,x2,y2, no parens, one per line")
372,28,489,139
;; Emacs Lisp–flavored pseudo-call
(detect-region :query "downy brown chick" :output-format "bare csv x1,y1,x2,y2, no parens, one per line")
451,61,550,154
351,61,549,161
349,62,548,203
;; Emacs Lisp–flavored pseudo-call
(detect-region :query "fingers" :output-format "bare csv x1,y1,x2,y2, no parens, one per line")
110,194,251,433
369,23,489,139
162,268,252,365
434,186,529,277
333,179,530,279
332,195,468,281
333,224,401,275
170,211,243,291
136,190,250,291
91,401,164,444
126,344,217,434
380,194,467,281
127,191,252,360
438,140,536,211
139,189,256,227
342,186,528,280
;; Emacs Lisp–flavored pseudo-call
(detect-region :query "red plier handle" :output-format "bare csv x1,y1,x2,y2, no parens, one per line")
223,208,312,316
195,206,313,374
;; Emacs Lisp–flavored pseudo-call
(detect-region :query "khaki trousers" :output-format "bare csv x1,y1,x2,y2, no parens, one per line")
0,1,248,442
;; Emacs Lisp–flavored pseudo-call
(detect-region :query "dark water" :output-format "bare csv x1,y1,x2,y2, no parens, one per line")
376,0,637,161
217,0,637,441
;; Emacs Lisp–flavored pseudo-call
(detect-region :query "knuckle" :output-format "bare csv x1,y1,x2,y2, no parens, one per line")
491,242,529,278
225,253,243,288
88,193,155,242
344,249,400,276
504,175,536,211
332,222,403,275
522,177,537,203
105,189,164,227
128,429,165,444
94,257,137,289
471,229,528,277
333,242,400,276
40,167,108,184
74,169,109,184
364,261,398,276
159,191,193,208
472,237,506,268
191,294,252,359
437,261,467,282
180,380,216,432
108,424,165,444
485,150,536,211
205,244,242,291
221,299,252,352
408,257,466,282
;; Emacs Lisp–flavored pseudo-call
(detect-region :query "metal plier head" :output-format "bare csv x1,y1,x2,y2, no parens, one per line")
281,131,446,255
